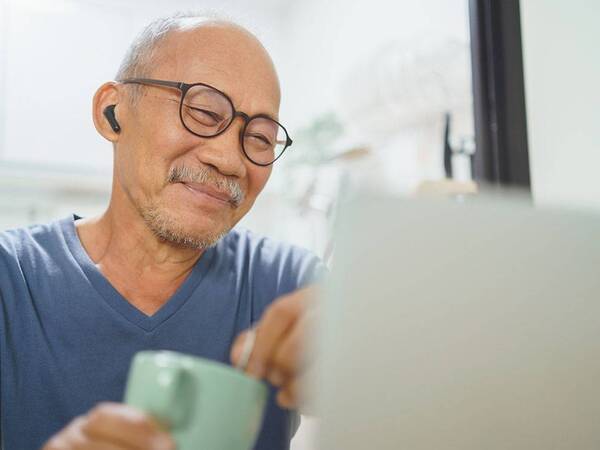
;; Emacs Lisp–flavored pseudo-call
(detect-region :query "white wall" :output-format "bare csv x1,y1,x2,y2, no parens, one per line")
0,0,8,152
2,0,132,170
272,0,473,193
278,0,471,132
521,0,600,210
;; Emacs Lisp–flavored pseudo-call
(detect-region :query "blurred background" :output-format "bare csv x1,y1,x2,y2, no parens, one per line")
2,0,599,253
0,0,474,257
1,1,599,447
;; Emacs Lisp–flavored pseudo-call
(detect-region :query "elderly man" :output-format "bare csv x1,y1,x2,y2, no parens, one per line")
0,13,323,450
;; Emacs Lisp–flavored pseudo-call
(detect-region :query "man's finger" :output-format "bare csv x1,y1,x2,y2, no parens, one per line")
271,312,315,376
276,377,301,409
245,300,298,377
82,402,174,450
43,417,125,450
231,286,318,379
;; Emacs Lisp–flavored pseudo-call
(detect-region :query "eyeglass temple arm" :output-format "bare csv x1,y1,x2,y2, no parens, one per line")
120,78,184,90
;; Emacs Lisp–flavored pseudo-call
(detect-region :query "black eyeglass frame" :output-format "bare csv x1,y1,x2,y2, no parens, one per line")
119,77,293,167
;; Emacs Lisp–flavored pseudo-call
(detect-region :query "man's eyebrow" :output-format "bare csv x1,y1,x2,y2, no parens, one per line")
260,113,280,121
237,108,280,122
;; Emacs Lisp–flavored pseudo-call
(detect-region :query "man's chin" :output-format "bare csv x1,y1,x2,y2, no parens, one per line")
158,229,226,250
141,207,231,250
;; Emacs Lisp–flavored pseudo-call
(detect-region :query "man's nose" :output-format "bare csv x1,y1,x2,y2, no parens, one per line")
193,119,247,178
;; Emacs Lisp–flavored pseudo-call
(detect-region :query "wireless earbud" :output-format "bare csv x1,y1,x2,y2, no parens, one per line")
103,105,121,133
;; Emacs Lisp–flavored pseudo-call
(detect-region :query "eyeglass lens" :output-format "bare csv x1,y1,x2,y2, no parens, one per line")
181,84,288,165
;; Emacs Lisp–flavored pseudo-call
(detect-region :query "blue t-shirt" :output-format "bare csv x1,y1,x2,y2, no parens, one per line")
0,215,323,449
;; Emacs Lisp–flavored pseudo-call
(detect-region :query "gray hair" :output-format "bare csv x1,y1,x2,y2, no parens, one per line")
115,11,234,100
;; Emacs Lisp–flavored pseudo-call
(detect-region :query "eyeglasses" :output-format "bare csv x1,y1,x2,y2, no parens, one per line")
119,78,293,167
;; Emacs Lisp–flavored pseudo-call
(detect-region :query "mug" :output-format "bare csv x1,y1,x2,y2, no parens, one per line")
124,350,268,450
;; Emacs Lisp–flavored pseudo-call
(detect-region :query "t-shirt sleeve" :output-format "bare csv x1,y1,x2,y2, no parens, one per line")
0,235,9,450
249,236,327,317
295,252,328,289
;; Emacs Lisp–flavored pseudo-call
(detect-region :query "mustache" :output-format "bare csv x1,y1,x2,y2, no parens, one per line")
167,165,245,207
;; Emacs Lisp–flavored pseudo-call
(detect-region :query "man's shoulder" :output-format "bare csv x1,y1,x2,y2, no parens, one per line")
221,227,327,289
223,227,316,266
0,217,67,264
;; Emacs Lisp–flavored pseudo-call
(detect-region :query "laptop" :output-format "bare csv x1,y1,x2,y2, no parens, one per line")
315,194,600,449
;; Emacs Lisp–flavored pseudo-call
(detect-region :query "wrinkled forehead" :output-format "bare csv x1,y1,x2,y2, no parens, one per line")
150,22,281,117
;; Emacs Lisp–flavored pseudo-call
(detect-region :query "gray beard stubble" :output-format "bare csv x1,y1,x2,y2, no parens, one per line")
140,165,245,250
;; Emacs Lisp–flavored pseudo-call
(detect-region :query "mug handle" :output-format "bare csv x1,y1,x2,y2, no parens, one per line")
144,364,194,429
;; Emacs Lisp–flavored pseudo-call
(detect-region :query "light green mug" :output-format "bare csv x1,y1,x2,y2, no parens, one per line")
124,350,268,450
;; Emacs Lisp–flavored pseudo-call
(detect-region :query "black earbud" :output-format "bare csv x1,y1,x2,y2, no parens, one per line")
103,104,121,133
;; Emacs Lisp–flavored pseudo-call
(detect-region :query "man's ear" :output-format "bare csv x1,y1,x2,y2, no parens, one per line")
92,82,123,142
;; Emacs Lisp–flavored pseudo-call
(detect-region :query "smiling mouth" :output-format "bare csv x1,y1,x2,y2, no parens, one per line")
180,182,236,207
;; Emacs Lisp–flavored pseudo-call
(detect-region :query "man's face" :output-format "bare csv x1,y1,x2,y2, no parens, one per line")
114,24,281,248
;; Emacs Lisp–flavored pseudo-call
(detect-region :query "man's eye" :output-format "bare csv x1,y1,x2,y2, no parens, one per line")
186,105,223,124
247,133,273,147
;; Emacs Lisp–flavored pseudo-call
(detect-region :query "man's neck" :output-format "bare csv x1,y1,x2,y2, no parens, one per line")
75,204,204,316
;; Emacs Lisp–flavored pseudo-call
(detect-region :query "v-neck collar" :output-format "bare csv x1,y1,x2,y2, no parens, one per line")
60,215,217,332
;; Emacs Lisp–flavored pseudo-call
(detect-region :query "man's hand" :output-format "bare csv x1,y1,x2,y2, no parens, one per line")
230,286,318,410
42,402,175,450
